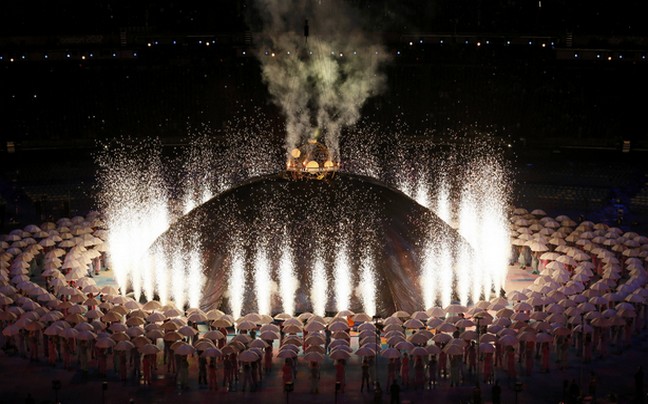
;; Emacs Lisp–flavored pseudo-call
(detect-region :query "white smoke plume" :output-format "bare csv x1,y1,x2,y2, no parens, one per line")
253,0,389,160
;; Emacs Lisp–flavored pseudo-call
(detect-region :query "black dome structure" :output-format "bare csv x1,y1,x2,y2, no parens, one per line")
152,172,472,316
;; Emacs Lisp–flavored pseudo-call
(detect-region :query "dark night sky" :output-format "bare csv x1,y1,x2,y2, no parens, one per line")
0,1,647,150
1,0,648,36
0,1,647,229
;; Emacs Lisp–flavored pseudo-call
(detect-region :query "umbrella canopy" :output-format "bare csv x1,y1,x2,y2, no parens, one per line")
305,335,326,346
403,319,425,329
353,313,372,322
76,330,97,341
408,332,430,345
146,329,165,340
328,321,350,332
391,310,411,318
381,347,401,359
44,324,63,336
277,349,297,358
212,317,233,328
115,340,135,351
357,322,376,332
236,320,257,331
249,339,269,349
355,346,377,357
395,341,415,351
95,337,116,348
303,352,325,363
238,349,260,363
139,343,161,355
201,347,223,358
174,343,196,356
59,328,79,339
304,321,325,332
432,333,452,344
329,349,351,360
410,346,429,357
479,343,495,353
163,331,184,342
178,325,198,337
443,344,464,355
498,335,518,346
444,304,468,314
259,330,279,340
426,344,441,355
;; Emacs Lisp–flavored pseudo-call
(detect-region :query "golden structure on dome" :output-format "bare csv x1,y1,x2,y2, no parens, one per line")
286,138,339,180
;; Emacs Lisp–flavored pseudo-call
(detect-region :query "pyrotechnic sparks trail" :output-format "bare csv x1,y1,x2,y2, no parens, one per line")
187,245,203,309
182,131,218,215
170,252,186,310
254,246,272,315
457,189,478,305
414,174,431,209
435,177,452,225
420,236,440,310
311,254,328,316
478,160,512,300
278,242,298,316
141,253,155,303
98,139,170,298
439,236,454,308
96,118,512,317
152,246,168,305
334,241,352,312
358,255,376,317
229,247,246,320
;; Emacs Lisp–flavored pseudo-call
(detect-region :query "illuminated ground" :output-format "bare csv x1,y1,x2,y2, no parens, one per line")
1,266,646,404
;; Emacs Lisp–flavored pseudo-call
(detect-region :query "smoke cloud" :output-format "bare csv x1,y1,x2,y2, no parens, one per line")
253,0,389,160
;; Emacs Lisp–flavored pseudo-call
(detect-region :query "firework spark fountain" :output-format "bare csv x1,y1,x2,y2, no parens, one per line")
334,241,352,312
152,245,169,305
97,118,511,317
187,244,203,309
229,247,246,320
420,236,441,310
278,241,298,315
170,252,186,312
97,139,171,300
254,245,273,315
457,188,478,306
358,255,376,317
311,254,328,316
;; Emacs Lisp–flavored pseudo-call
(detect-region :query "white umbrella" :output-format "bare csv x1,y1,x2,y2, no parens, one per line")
201,347,223,358
238,349,260,363
303,352,325,362
355,346,377,357
173,343,196,356
381,347,401,359
403,318,425,329
329,349,351,360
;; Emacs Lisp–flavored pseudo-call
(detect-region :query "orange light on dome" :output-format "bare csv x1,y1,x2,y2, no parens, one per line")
305,161,320,172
